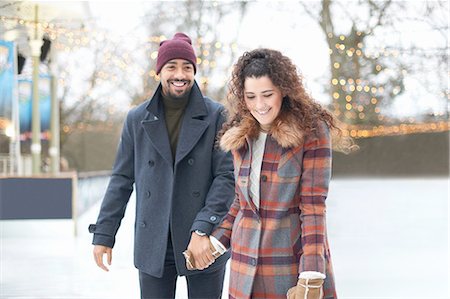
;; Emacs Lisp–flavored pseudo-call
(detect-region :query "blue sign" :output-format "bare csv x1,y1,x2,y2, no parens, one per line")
18,76,51,139
0,40,15,123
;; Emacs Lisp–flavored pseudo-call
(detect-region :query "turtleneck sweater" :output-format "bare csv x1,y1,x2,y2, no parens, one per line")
161,92,190,161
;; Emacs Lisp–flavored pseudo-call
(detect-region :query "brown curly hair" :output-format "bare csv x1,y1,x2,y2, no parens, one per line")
220,48,355,153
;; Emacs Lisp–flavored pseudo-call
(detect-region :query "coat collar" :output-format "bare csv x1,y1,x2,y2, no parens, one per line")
220,112,305,152
145,82,207,117
141,81,209,167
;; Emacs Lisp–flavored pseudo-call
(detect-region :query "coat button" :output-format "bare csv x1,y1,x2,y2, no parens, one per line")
88,224,96,233
188,158,195,165
261,175,267,182
148,160,154,167
210,215,217,222
146,191,151,197
139,222,146,227
192,191,200,197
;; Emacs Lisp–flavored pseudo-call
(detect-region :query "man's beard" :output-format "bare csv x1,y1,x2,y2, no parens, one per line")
167,79,192,99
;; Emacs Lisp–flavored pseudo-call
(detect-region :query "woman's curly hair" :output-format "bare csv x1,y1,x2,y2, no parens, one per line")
220,48,355,153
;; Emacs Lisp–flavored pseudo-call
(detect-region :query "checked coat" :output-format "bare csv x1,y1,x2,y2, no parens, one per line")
212,115,337,299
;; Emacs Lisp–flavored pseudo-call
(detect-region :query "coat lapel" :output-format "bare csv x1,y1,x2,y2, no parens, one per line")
175,82,209,165
141,86,173,167
236,139,259,216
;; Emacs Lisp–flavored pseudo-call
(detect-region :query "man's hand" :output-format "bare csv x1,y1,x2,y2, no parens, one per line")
186,232,215,270
93,245,112,272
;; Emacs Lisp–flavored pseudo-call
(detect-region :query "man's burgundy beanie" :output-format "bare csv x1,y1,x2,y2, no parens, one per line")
156,32,197,74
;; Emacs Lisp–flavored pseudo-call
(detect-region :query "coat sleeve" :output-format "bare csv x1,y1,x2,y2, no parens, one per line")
189,108,235,235
211,187,240,249
88,110,136,248
298,121,332,275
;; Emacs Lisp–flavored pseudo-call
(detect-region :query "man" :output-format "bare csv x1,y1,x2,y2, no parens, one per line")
89,32,234,299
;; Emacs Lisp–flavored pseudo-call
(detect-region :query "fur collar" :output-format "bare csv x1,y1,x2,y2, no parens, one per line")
220,113,305,151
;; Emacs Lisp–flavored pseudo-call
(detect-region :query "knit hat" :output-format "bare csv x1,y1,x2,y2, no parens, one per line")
156,33,197,74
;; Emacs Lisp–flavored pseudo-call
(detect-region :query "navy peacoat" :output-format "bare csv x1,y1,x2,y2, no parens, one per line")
89,82,234,277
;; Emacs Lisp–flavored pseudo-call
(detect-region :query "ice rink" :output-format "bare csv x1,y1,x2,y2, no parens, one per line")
1,177,449,299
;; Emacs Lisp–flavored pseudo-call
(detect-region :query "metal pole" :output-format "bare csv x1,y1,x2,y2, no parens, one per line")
30,4,42,174
10,42,21,175
50,71,60,174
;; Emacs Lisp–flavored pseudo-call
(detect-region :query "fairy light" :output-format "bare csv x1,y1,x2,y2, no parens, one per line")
341,122,450,138
3,19,439,135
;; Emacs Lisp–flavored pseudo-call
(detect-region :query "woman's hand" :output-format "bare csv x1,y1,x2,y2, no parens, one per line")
286,278,324,299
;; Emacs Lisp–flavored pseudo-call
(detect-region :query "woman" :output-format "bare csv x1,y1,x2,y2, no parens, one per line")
209,48,352,299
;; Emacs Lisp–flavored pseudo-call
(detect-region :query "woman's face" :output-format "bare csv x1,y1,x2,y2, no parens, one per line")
244,75,283,131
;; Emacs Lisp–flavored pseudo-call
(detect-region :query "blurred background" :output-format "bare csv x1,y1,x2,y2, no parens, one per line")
0,1,448,298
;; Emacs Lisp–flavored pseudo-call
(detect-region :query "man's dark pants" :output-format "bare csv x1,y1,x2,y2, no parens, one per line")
139,233,226,299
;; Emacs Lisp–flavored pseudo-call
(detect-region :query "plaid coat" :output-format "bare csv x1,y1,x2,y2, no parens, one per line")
212,116,337,299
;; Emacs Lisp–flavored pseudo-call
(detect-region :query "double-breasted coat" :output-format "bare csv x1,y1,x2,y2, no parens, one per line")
212,116,338,299
89,82,234,277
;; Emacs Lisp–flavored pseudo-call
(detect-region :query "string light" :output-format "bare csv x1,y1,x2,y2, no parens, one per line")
341,122,449,138
4,17,445,137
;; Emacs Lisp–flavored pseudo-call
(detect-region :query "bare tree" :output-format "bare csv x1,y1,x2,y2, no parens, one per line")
299,0,448,125
56,27,143,148
132,0,248,106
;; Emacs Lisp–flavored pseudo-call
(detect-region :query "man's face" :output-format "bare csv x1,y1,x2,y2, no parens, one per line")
159,59,195,99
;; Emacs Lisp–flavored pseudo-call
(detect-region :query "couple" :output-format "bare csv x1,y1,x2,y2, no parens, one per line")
89,32,341,299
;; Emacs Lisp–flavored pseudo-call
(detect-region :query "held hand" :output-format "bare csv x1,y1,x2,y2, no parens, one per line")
93,245,112,272
186,232,215,270
286,278,324,299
